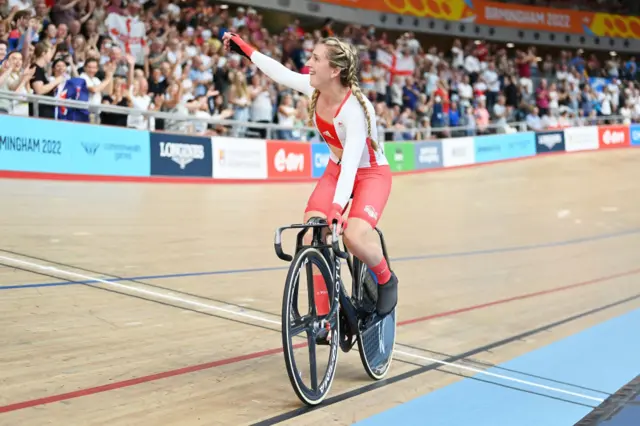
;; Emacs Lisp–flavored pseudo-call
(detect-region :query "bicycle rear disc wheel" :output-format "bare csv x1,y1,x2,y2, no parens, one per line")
354,257,396,380
281,247,340,406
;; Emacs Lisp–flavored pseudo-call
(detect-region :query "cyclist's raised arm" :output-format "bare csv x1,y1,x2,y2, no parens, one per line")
223,32,314,97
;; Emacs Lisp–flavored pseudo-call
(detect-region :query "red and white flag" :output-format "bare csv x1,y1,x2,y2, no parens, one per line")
105,13,147,64
376,48,415,84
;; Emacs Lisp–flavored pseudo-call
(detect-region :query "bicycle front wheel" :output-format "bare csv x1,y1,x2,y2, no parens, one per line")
281,247,340,406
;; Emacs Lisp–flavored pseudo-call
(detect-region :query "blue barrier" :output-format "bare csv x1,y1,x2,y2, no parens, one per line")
414,141,443,169
0,113,636,181
630,124,640,146
150,132,212,177
311,143,330,178
474,132,536,163
535,131,566,154
0,115,150,176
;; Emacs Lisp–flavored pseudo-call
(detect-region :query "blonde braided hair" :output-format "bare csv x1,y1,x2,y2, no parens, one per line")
307,37,379,151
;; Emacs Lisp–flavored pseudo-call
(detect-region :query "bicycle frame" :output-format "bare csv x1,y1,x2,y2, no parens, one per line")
274,222,391,348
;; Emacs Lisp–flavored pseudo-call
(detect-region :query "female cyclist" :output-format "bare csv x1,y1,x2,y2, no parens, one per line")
223,32,398,316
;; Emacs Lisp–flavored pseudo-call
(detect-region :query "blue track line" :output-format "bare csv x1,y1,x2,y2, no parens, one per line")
1,227,639,291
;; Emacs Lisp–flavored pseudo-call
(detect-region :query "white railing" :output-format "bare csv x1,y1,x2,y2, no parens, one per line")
0,90,634,141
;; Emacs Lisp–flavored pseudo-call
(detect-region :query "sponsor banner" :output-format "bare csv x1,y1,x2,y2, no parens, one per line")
598,125,630,149
316,0,640,40
267,140,312,179
475,1,591,34
414,141,443,170
564,126,599,152
0,115,149,176
474,132,536,163
315,0,470,21
150,132,212,177
631,125,640,146
212,137,267,179
535,131,566,154
442,137,475,167
385,142,416,172
311,143,331,178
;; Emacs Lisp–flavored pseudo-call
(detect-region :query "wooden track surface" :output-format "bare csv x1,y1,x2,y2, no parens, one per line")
1,149,639,425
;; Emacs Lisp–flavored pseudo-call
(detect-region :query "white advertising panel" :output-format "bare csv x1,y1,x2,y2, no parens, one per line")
442,137,475,167
212,137,268,179
564,126,599,152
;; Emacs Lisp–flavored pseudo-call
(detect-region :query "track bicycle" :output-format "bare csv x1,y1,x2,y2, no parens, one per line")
273,217,397,406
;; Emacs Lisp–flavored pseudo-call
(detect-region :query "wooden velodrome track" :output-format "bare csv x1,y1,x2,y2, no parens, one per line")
1,147,639,425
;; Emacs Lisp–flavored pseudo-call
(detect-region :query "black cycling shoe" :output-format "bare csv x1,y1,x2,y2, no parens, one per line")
376,272,398,316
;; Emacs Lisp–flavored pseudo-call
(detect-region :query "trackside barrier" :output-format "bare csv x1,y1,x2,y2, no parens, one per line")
0,114,638,181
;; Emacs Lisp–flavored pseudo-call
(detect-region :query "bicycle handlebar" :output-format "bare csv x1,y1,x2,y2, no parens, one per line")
273,221,349,262
274,225,294,262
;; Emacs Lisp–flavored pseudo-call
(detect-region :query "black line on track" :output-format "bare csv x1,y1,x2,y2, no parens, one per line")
0,262,280,334
0,248,281,318
250,292,640,426
396,342,612,396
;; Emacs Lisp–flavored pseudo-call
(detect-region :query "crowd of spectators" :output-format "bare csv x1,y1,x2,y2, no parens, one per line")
1,0,640,142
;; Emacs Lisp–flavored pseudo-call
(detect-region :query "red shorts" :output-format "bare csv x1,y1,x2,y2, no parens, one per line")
305,160,392,228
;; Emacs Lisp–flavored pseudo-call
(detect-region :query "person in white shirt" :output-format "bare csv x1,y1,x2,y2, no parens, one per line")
457,74,473,114
464,54,480,84
482,62,500,111
493,95,508,133
81,58,114,106
450,39,464,70
127,77,154,130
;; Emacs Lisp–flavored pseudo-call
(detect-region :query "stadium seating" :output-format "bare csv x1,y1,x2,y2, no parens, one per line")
0,0,638,141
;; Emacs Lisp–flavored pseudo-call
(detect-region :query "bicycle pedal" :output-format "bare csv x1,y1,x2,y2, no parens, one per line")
315,325,332,345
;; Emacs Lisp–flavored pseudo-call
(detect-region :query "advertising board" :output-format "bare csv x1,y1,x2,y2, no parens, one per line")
266,141,312,179
212,137,267,179
442,137,475,167
631,124,640,146
311,143,331,178
150,132,212,177
384,142,415,172
535,131,566,154
0,115,149,176
414,141,443,170
474,132,536,163
564,126,599,152
598,125,630,149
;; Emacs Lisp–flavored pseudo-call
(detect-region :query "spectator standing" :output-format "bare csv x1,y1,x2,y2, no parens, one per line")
248,72,273,138
29,41,64,118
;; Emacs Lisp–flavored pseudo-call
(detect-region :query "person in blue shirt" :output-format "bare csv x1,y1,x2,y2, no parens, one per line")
624,57,637,81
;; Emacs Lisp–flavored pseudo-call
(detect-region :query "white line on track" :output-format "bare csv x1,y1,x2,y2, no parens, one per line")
1,254,604,403
0,255,280,326
395,350,604,403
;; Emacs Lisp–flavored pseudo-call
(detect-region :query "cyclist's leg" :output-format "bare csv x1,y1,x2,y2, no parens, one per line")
342,165,397,315
303,160,340,316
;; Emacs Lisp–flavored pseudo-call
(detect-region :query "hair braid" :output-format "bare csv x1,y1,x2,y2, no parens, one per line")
307,89,320,127
343,43,379,151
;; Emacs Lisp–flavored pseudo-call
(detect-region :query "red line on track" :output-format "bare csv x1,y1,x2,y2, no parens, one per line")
1,267,639,413
0,343,307,414
398,268,640,326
